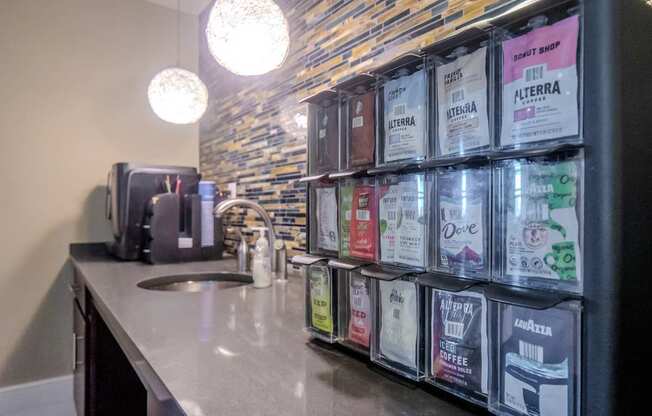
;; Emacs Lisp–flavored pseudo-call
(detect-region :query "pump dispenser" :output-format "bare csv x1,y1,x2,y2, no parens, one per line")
251,227,272,288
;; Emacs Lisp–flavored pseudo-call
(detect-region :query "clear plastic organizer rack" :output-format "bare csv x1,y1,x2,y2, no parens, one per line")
292,1,600,414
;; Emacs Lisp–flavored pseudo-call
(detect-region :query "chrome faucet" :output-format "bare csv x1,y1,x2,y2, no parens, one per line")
214,199,282,277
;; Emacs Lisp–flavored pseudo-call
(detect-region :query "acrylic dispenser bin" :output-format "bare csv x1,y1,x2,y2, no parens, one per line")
495,3,583,151
493,149,584,294
307,180,340,257
378,171,431,270
305,90,341,175
420,273,489,407
303,260,338,343
486,285,582,416
430,34,493,159
365,265,425,381
432,162,492,280
374,53,430,168
336,270,373,355
338,74,377,171
338,176,379,262
294,1,652,414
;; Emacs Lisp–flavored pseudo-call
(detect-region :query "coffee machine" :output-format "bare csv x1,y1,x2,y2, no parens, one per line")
105,162,223,262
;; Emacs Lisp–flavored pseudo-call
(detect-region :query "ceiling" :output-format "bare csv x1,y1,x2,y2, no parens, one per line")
143,0,212,15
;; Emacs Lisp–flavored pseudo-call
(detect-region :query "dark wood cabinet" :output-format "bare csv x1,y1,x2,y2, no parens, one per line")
86,292,148,416
72,272,148,416
72,271,183,416
72,270,86,416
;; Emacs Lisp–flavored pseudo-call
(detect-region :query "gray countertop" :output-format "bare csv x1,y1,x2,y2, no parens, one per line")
70,243,483,416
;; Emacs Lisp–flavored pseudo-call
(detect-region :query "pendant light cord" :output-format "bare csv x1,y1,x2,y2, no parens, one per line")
177,0,181,66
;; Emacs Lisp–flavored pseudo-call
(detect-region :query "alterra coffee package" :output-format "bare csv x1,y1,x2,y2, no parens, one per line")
437,167,490,278
348,274,372,348
379,279,419,370
496,303,579,416
437,47,491,156
431,289,488,399
500,158,582,289
383,70,427,163
379,175,427,268
349,91,376,167
349,183,378,260
316,103,340,172
315,186,339,252
500,15,580,147
309,266,333,334
339,183,354,257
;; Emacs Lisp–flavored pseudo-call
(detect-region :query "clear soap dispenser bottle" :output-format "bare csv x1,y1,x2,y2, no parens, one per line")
251,227,272,288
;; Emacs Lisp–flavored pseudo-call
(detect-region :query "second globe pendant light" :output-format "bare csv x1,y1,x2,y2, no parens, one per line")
148,0,208,125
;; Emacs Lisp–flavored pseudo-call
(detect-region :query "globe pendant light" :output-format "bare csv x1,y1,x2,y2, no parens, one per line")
148,0,208,124
205,0,290,76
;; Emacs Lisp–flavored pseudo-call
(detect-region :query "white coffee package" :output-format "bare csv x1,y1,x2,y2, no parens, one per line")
437,47,490,156
383,70,427,162
379,279,418,369
379,184,400,263
316,187,339,251
395,178,426,267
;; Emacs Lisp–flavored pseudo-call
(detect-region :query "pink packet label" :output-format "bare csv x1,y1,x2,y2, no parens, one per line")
500,15,580,146
348,275,371,348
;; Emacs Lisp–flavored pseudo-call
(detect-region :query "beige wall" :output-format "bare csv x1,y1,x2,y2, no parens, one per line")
0,0,200,387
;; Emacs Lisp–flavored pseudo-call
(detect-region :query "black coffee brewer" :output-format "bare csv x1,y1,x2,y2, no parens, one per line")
105,162,223,263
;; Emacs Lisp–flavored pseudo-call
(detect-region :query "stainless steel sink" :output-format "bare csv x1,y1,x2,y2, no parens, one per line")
138,272,253,292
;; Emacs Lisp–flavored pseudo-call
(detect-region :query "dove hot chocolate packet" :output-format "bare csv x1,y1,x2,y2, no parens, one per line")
500,15,580,147
436,166,490,279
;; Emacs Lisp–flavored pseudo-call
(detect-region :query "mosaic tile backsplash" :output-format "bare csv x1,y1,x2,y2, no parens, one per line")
199,0,509,256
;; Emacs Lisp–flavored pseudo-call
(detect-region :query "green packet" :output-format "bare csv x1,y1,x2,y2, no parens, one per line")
310,266,333,333
339,184,353,257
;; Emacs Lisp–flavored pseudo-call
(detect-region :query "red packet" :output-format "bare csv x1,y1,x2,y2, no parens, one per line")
348,275,371,348
350,184,378,260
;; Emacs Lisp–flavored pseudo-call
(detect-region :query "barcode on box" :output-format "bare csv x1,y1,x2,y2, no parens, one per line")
452,89,465,103
356,210,370,221
393,308,401,320
352,116,364,129
444,321,465,339
319,129,326,139
393,104,406,116
353,296,363,308
519,340,544,363
525,65,545,82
